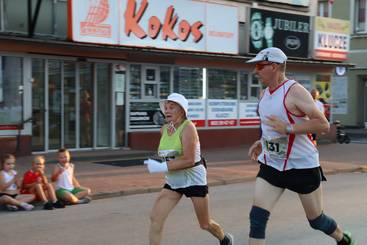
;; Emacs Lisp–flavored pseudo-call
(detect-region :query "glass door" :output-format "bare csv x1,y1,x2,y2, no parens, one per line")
31,59,46,151
48,60,62,150
96,63,111,147
64,62,76,148
79,63,93,148
364,81,367,128
114,64,126,147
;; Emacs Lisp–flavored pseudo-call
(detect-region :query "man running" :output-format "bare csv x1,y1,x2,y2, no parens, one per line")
246,47,354,245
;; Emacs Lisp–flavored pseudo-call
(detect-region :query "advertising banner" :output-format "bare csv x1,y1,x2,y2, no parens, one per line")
313,17,350,61
207,99,237,127
249,8,310,58
188,99,205,127
70,0,238,54
239,102,260,126
331,76,348,114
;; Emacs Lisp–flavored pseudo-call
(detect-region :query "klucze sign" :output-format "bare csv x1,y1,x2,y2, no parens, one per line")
69,0,238,54
313,16,350,61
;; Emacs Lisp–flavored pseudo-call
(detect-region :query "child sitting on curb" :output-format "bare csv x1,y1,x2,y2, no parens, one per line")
0,154,34,211
21,155,65,210
51,148,92,205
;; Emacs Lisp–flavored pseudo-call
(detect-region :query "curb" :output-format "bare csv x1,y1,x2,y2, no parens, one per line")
90,166,365,200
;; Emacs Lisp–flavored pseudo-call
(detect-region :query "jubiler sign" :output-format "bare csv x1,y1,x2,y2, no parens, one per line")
69,0,238,54
249,8,310,58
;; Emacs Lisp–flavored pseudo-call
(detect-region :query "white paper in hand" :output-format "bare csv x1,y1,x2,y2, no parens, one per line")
144,159,168,173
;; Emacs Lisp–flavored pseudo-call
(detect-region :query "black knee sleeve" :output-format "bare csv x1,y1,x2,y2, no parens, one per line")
249,206,270,239
308,213,337,235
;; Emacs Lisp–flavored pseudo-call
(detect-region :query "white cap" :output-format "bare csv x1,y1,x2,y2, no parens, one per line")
159,93,188,117
246,47,287,64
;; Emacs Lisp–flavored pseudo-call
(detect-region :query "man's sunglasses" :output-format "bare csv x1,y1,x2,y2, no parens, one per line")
255,63,274,71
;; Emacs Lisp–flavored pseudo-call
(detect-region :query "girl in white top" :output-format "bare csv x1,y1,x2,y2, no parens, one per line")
0,154,34,211
51,148,91,205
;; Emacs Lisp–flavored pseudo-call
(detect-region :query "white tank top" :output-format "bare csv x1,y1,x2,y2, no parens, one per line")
1,170,17,191
258,80,319,171
55,163,75,191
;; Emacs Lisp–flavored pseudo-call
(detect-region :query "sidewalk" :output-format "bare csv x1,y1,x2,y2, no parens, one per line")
14,143,367,200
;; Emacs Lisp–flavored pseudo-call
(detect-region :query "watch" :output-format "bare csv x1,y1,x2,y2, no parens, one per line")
286,124,294,134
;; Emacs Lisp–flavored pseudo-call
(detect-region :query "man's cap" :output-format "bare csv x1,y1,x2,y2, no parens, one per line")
246,47,288,64
159,93,188,117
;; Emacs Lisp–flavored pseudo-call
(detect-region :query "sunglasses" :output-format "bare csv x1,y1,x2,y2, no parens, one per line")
255,63,274,71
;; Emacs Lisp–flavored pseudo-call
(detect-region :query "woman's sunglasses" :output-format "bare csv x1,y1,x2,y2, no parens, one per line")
255,62,274,71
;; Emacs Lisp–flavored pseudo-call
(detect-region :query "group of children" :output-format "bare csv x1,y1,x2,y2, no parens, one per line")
0,148,91,211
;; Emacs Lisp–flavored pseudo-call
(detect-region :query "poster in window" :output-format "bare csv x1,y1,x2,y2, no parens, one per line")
207,99,237,127
188,99,205,127
239,102,260,126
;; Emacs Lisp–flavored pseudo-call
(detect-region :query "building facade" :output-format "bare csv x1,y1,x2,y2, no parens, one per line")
326,0,367,128
0,0,349,155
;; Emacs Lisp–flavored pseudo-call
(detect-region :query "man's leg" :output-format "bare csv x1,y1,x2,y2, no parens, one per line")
249,177,285,245
149,188,182,245
299,185,353,244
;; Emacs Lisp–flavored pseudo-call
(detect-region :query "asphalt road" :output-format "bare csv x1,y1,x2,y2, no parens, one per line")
0,172,366,245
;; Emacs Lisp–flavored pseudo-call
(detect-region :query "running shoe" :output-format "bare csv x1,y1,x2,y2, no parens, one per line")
53,200,65,209
77,197,91,204
343,231,354,245
6,204,18,211
220,233,234,245
20,202,34,211
43,202,54,210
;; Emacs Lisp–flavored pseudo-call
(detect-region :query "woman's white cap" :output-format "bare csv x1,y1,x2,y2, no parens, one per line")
246,47,287,64
159,93,188,117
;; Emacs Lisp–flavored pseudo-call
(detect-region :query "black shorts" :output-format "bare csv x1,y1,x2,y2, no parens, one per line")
163,184,208,198
0,193,17,198
257,163,327,194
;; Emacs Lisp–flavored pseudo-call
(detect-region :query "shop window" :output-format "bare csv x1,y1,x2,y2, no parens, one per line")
208,69,237,99
173,67,203,99
240,72,249,100
0,56,23,126
355,0,367,33
249,75,263,101
130,65,141,99
143,67,158,99
160,66,170,99
2,0,67,37
317,1,330,17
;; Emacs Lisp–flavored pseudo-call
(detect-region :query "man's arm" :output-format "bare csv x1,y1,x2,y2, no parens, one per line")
266,84,329,135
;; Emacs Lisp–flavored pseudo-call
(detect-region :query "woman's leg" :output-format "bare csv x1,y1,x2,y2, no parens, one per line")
149,188,182,245
16,194,35,203
299,185,344,241
249,177,285,245
191,195,226,241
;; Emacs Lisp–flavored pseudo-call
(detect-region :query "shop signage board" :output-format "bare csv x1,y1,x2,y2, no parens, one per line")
249,8,310,58
188,99,205,127
313,16,350,61
69,0,238,54
265,0,310,6
207,99,237,127
129,101,163,128
239,102,260,126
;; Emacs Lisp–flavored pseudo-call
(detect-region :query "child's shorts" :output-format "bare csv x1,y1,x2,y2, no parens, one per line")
56,187,86,199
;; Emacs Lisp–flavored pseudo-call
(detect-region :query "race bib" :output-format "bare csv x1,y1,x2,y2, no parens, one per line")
262,136,288,159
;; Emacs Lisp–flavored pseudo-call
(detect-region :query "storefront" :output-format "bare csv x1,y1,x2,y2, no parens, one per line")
0,0,349,155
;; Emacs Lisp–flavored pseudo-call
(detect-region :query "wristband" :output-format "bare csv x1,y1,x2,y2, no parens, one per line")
286,124,294,134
